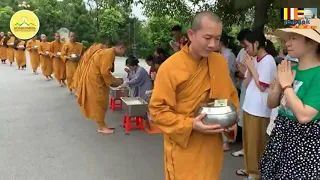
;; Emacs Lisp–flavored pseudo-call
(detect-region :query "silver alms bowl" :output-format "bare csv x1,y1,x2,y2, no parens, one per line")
195,99,237,128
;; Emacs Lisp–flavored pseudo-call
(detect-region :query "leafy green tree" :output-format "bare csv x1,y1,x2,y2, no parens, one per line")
99,8,125,42
146,16,179,54
0,6,14,33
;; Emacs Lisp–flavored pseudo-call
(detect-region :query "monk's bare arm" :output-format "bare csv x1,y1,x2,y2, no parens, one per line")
148,63,193,148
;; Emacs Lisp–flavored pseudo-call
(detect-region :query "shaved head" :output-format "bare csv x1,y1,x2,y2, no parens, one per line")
69,32,76,42
191,11,222,32
187,11,223,59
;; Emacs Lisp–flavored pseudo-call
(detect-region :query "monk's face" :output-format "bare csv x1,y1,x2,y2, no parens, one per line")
7,32,11,37
115,45,126,56
187,18,222,57
54,33,60,41
69,33,75,42
0,32,4,37
32,36,37,40
41,35,47,41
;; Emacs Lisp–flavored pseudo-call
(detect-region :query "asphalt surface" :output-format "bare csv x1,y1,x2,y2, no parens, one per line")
0,52,243,180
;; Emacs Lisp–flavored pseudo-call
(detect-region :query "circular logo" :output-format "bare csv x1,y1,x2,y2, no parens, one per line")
10,10,40,40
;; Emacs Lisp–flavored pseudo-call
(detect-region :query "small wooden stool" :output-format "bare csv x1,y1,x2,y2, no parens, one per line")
122,114,144,134
110,98,122,111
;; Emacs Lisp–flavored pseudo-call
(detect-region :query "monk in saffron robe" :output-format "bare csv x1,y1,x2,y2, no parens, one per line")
50,32,66,87
14,38,26,70
77,41,126,134
0,32,6,64
61,32,84,94
38,34,53,80
73,44,104,96
6,32,15,66
148,11,239,180
26,36,40,74
74,40,112,95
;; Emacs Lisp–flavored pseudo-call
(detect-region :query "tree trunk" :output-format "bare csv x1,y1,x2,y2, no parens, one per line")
253,0,271,31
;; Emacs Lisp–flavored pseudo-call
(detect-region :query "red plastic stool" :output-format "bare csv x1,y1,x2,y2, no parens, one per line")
110,98,122,111
122,114,144,134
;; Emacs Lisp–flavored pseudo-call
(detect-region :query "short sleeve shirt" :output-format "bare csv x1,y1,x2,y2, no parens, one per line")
279,65,320,121
242,54,277,118
236,48,246,63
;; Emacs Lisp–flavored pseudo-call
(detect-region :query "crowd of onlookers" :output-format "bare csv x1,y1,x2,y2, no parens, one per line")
126,19,320,179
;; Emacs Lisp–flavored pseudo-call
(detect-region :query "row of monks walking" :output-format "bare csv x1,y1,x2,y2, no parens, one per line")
0,31,83,93
2,10,320,180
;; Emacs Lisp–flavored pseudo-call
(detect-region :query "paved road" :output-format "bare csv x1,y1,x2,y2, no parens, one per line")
0,53,243,180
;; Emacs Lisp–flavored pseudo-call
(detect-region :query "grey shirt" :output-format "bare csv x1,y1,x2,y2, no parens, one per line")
221,47,237,85
127,66,153,103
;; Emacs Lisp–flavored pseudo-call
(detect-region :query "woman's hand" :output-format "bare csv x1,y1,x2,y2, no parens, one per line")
277,59,296,88
124,68,130,73
150,72,156,80
118,82,128,89
236,62,247,75
243,54,254,71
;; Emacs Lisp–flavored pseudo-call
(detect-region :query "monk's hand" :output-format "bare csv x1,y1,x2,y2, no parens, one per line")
193,113,224,134
223,124,236,132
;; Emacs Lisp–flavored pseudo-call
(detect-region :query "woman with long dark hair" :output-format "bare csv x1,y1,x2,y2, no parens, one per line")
236,29,277,179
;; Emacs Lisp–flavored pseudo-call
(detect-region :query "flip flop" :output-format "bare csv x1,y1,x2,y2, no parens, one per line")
236,169,248,177
231,150,244,157
97,129,115,134
107,126,115,130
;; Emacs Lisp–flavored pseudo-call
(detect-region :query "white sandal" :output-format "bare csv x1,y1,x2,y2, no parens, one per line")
231,150,244,157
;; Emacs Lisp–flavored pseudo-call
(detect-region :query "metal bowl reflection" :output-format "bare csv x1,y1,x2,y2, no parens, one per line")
195,100,237,128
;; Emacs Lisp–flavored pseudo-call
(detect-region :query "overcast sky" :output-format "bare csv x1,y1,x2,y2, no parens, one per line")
84,0,216,20
132,3,147,20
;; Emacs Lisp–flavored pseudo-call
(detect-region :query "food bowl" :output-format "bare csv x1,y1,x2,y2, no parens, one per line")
45,51,49,55
110,86,129,99
33,46,38,49
56,52,61,56
121,97,148,117
195,99,237,128
71,54,77,58
18,45,24,49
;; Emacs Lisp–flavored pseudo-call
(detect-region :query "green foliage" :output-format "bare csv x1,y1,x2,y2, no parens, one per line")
99,8,125,41
146,16,179,54
0,0,294,59
0,6,14,33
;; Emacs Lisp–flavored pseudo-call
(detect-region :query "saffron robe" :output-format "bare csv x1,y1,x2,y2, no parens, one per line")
50,41,66,81
0,38,6,60
26,39,40,72
61,42,84,89
6,36,15,62
15,41,26,67
149,45,239,180
73,43,104,93
77,48,122,123
39,42,53,76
